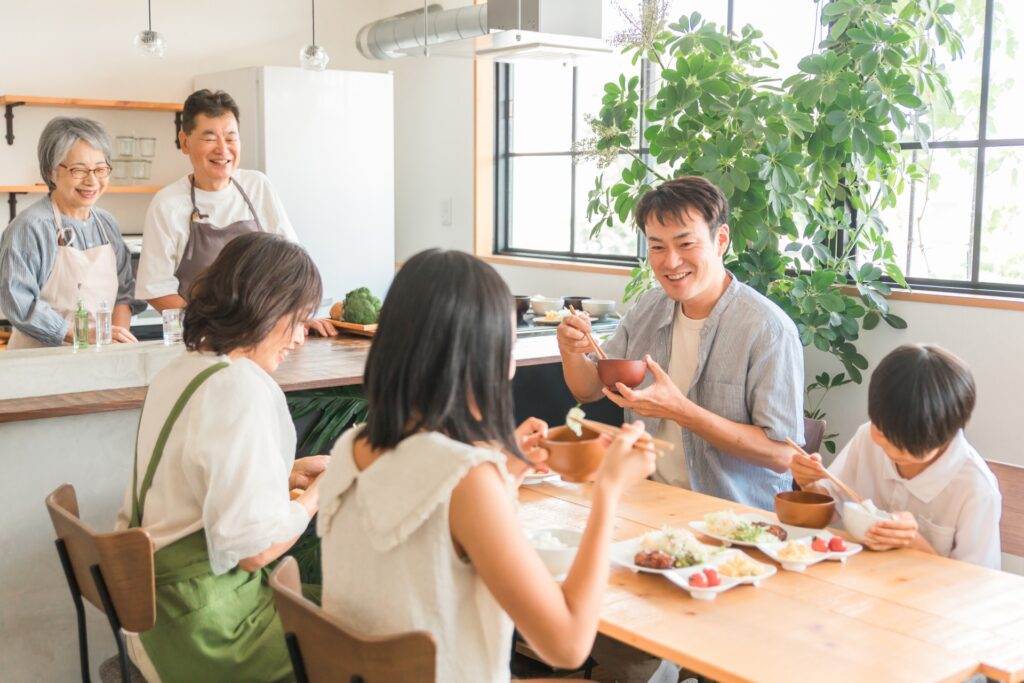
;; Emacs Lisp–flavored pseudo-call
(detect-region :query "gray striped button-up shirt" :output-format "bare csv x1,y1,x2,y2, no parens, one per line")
602,274,804,510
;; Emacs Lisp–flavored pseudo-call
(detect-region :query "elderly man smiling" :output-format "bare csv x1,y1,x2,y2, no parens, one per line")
557,176,803,510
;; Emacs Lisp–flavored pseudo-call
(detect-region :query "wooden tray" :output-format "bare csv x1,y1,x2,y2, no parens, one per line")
328,319,378,337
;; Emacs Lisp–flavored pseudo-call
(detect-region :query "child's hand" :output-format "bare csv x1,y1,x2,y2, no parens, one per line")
595,421,657,493
863,511,918,551
789,451,827,489
507,417,549,483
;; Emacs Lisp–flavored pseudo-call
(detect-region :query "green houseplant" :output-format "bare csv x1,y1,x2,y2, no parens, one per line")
581,0,962,449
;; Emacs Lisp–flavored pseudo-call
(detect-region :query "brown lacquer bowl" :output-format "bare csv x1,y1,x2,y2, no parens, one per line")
541,426,606,483
597,359,648,392
774,490,836,529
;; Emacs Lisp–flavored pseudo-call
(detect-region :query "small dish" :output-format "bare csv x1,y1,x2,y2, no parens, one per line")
757,537,830,572
842,500,894,542
689,511,816,548
663,549,776,600
530,296,564,316
608,534,723,575
775,490,836,529
582,299,616,319
528,528,581,578
804,531,863,562
596,359,647,390
522,470,560,485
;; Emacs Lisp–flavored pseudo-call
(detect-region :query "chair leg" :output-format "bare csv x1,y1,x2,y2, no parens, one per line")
55,539,91,683
89,565,130,683
285,632,310,683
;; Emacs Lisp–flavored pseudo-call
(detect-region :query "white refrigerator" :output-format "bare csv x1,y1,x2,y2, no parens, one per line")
194,66,395,310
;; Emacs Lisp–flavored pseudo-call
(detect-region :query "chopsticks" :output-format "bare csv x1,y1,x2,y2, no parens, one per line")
580,418,673,455
785,437,864,504
568,305,607,360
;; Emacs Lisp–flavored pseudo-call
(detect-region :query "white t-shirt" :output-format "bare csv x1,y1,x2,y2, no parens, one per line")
653,305,705,489
135,169,298,300
115,352,309,575
319,429,516,683
821,422,1002,569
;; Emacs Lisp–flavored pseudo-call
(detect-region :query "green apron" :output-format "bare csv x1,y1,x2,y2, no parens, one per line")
130,362,294,683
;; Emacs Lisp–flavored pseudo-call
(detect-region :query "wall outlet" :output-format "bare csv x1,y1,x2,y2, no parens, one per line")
440,197,453,227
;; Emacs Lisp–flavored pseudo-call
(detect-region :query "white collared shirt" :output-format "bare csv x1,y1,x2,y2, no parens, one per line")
821,422,1002,569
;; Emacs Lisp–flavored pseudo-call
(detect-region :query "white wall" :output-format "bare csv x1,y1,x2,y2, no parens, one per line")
0,0,393,232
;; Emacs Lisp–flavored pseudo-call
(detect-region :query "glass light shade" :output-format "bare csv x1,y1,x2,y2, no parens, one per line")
299,44,330,71
134,29,166,57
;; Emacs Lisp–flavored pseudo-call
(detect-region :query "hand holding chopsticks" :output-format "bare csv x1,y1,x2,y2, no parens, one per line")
785,437,864,504
568,305,607,360
580,418,672,456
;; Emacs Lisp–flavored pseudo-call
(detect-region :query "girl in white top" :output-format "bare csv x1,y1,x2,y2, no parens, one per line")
791,344,1002,569
318,249,657,683
116,232,329,682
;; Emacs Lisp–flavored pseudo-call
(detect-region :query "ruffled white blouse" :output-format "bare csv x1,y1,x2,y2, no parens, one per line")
319,428,516,683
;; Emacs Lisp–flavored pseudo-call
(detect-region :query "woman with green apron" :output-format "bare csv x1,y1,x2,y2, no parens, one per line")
116,232,328,682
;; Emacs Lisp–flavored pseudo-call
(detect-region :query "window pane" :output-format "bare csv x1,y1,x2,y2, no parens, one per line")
987,0,1024,139
511,62,573,153
664,0,729,29
901,148,978,281
576,53,644,150
574,156,640,257
733,0,821,78
979,147,1024,284
922,0,985,142
509,156,572,251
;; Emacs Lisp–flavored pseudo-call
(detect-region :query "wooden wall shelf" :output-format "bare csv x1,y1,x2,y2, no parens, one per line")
0,185,161,193
2,185,162,221
0,93,183,147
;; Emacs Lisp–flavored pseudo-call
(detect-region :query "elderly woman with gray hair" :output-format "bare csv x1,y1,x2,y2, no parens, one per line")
0,117,139,348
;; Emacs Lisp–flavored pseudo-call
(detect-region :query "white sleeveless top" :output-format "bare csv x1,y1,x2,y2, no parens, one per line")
318,428,516,683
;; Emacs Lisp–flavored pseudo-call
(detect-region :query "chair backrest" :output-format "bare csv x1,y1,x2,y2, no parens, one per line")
45,484,157,633
986,459,1024,557
803,417,827,455
269,557,436,683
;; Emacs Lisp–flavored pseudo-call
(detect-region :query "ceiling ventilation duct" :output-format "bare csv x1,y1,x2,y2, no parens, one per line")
356,0,610,62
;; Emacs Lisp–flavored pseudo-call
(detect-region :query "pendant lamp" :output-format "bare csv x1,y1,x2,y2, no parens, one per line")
300,0,330,70
134,0,166,57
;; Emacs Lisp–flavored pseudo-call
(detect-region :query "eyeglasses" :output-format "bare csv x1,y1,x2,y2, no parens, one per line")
59,164,113,180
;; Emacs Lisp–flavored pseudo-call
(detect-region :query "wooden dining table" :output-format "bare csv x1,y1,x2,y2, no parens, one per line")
518,478,1024,683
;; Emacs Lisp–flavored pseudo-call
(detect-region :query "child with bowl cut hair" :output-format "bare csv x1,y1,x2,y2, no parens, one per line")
791,344,1002,569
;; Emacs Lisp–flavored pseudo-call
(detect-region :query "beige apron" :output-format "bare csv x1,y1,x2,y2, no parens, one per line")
174,176,263,300
8,200,118,349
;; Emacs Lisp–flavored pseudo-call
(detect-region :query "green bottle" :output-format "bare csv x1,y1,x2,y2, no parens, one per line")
73,284,89,350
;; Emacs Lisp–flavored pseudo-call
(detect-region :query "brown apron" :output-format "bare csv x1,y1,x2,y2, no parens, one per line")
173,176,263,300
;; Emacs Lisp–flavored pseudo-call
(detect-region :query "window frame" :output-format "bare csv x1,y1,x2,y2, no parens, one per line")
490,0,1024,298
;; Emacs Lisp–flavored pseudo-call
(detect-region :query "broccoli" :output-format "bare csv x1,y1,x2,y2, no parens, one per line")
342,287,382,324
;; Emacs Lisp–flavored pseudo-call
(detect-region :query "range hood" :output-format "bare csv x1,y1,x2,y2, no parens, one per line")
356,0,610,62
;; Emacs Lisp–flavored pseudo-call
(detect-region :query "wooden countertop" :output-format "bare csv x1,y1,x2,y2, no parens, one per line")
0,334,563,424
520,479,1024,683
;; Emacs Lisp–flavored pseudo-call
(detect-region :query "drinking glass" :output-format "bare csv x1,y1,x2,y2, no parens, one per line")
138,137,156,157
162,308,183,345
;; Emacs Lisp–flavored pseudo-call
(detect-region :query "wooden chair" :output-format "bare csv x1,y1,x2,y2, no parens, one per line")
987,459,1024,558
802,417,827,456
45,484,155,683
269,557,437,683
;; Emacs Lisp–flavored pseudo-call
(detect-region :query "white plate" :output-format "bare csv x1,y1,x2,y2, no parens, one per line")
609,536,724,575
522,471,560,485
688,512,817,548
802,531,863,562
757,537,831,572
663,549,777,600
530,317,566,326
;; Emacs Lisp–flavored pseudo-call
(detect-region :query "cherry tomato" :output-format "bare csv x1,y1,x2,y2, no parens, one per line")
688,572,708,588
702,567,721,587
828,536,847,552
811,536,828,553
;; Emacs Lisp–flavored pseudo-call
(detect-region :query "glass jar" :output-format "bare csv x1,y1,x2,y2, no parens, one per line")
138,137,156,157
115,136,136,158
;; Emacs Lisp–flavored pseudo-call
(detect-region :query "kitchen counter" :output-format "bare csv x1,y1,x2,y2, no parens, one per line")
0,333,574,424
